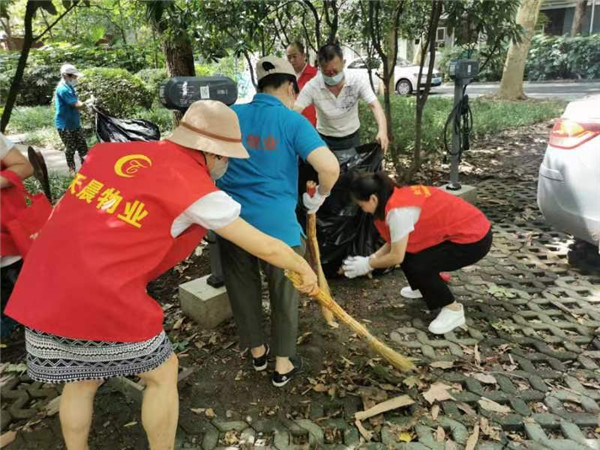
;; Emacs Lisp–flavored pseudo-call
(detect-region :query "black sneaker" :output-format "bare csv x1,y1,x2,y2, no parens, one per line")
252,344,270,372
271,357,303,387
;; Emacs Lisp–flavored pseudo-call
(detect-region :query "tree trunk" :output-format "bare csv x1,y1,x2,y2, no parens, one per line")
571,0,587,36
497,0,543,100
0,1,36,133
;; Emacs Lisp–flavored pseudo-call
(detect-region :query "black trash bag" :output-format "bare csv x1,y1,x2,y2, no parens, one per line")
94,106,160,143
298,142,385,277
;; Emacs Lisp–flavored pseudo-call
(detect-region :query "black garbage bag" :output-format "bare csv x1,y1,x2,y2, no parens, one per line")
298,142,385,277
94,107,161,143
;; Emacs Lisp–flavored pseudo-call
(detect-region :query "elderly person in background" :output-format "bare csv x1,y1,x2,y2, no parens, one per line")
6,101,317,450
294,42,389,152
55,64,89,173
286,41,318,127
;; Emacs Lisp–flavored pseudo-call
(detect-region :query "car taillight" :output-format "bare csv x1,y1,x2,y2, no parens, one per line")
549,118,600,149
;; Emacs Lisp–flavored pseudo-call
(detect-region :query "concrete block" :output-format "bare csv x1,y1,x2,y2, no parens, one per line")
439,183,477,204
179,275,232,329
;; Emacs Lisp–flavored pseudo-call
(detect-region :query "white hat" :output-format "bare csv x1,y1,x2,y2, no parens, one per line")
60,63,83,77
167,100,249,159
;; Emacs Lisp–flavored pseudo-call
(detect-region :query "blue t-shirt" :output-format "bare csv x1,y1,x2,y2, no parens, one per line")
54,82,81,130
218,94,325,247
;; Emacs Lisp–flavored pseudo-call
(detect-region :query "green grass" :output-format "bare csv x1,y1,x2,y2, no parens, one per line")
360,96,565,157
25,174,73,203
5,106,55,134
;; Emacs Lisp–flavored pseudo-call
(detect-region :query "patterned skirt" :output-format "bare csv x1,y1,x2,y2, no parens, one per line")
24,328,173,384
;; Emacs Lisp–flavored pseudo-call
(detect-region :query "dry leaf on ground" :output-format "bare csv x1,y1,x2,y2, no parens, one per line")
355,419,373,441
423,382,455,405
435,426,446,442
44,396,61,416
430,361,455,369
472,373,497,384
205,408,216,419
478,398,511,414
397,431,413,442
465,425,480,450
457,402,477,416
0,431,17,448
313,383,328,393
190,408,205,415
431,404,440,420
355,395,414,421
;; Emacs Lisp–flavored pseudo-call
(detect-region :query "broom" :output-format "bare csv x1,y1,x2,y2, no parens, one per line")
286,271,415,372
305,181,338,328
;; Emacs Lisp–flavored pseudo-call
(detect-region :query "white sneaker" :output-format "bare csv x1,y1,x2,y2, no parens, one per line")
400,286,423,299
428,304,465,335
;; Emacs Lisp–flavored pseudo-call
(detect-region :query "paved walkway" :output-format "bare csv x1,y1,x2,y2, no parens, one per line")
8,133,72,175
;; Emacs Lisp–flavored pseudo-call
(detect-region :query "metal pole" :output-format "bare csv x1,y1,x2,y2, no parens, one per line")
448,80,463,190
591,0,597,35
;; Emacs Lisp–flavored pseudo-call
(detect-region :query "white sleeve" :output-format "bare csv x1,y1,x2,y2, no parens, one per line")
295,81,314,110
171,191,241,238
386,207,421,243
0,133,15,160
360,78,378,104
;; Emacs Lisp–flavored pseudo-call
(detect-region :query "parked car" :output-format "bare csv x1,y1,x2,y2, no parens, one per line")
345,57,442,96
537,94,600,270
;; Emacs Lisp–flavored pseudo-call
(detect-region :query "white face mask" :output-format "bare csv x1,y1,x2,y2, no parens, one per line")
66,79,78,87
209,158,228,180
323,71,344,86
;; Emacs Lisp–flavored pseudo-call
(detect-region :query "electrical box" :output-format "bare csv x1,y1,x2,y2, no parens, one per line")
159,76,238,111
448,59,479,81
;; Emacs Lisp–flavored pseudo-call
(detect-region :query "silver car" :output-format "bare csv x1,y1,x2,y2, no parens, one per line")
537,95,600,267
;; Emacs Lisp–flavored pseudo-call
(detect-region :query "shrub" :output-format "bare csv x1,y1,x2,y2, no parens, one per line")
136,68,168,105
5,106,55,134
77,68,152,118
130,106,174,135
527,34,600,81
25,173,73,204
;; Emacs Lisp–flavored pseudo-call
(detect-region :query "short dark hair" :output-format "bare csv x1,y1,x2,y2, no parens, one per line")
349,171,396,220
289,41,305,54
317,42,343,65
258,73,299,94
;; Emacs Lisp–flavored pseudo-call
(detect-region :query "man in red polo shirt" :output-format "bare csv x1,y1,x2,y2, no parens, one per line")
286,41,317,127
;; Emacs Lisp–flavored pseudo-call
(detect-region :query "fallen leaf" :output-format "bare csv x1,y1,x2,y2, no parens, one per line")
445,440,458,450
190,408,205,415
235,370,243,381
205,408,216,419
44,396,61,416
430,361,455,369
457,402,477,416
124,421,137,428
355,395,414,421
355,419,373,441
403,375,420,389
472,373,497,384
465,425,479,450
296,331,312,345
398,431,413,442
431,404,440,420
313,383,328,393
0,431,16,448
474,345,481,366
478,398,511,414
423,382,455,405
435,426,446,442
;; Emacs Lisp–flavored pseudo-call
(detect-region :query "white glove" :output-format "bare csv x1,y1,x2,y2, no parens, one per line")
342,256,372,279
302,185,329,214
84,96,95,109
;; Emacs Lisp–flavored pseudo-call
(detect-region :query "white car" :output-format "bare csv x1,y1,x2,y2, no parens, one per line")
345,57,442,96
537,95,600,269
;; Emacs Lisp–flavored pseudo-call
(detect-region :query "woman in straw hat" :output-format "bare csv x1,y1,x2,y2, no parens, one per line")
5,100,318,450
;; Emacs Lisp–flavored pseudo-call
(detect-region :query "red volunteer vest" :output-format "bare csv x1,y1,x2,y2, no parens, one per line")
298,64,318,127
0,163,27,256
6,140,218,342
374,186,490,253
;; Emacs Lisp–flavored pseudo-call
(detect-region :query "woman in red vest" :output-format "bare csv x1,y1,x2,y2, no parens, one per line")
5,101,318,450
342,172,492,335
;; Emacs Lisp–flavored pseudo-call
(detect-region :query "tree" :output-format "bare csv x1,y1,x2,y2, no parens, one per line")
571,0,587,36
1,0,83,133
497,0,543,100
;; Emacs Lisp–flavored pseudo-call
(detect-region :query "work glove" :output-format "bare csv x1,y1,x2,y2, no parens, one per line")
84,96,95,110
302,185,329,214
342,256,373,279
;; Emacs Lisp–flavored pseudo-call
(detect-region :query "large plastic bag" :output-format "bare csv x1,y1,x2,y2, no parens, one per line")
298,142,384,277
94,107,160,143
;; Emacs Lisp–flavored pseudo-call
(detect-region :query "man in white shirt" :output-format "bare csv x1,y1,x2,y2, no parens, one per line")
294,42,389,152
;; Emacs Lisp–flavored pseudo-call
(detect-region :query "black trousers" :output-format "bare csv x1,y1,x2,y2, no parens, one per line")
401,229,493,310
319,129,360,151
1,259,23,337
